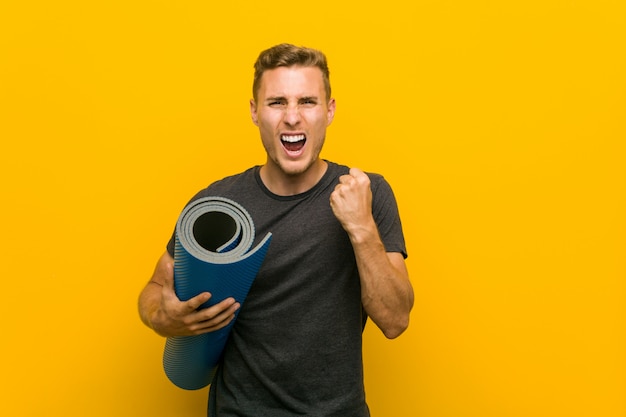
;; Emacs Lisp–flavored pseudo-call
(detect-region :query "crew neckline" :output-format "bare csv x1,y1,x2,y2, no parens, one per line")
254,160,338,201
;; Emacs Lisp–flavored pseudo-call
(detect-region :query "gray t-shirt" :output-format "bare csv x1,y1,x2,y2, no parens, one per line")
167,161,407,417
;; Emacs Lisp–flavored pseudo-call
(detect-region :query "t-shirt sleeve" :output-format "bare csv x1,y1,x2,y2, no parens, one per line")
370,174,408,259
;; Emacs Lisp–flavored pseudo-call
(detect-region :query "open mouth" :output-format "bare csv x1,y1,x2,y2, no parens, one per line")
281,134,306,153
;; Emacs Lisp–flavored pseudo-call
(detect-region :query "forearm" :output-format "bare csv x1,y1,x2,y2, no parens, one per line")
350,221,414,339
137,252,172,336
138,280,166,335
329,168,414,338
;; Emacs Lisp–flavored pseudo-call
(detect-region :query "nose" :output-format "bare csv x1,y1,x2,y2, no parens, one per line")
282,104,301,126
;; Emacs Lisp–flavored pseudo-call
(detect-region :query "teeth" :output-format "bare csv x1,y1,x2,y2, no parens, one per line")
281,134,305,143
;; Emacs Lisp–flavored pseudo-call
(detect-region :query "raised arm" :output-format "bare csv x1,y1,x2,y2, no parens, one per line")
138,251,241,337
330,168,414,339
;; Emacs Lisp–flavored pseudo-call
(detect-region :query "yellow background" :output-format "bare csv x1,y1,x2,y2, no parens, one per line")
1,1,624,416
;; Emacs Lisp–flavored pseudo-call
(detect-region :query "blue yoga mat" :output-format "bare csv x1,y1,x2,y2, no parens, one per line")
163,196,272,390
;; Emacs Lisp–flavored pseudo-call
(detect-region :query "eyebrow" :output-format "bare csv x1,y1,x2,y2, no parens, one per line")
264,95,319,102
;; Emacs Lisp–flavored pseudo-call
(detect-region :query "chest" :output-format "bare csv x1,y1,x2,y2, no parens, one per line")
240,195,359,317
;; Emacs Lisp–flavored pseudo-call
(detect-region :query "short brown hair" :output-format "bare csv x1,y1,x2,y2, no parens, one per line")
252,43,331,102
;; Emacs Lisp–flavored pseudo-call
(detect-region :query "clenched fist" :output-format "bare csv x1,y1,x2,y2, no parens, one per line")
330,167,375,236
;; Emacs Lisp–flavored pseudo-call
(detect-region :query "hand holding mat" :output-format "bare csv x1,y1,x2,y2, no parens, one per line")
163,196,272,390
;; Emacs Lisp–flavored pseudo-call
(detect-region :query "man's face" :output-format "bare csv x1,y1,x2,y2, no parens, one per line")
251,66,335,179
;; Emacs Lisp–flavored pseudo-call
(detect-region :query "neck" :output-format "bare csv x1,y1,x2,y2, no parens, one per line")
260,159,328,196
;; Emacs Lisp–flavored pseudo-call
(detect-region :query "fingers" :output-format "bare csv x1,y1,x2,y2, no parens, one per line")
346,167,366,180
158,291,240,336
334,167,371,201
337,167,369,187
149,252,243,336
184,291,213,313
330,167,375,234
187,297,241,335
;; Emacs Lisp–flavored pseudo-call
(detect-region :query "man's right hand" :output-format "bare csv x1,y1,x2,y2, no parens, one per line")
139,252,240,337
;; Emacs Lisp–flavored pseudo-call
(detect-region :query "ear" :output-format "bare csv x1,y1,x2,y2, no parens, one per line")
326,98,336,126
250,99,259,126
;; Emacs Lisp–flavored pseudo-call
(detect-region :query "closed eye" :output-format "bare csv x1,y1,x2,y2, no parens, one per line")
299,97,317,106
267,98,286,107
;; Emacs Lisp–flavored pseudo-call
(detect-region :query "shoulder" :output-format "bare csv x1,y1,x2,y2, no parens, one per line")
190,166,260,200
324,160,349,178
362,171,398,213
325,160,394,197
326,160,387,184
366,172,392,196
209,166,258,189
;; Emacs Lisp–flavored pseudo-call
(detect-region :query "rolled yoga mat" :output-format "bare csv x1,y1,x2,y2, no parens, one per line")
163,196,272,390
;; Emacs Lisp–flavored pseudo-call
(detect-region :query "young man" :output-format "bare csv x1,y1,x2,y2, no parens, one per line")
138,43,414,416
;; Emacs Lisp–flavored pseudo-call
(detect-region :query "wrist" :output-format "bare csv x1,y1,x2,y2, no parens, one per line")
345,218,379,246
